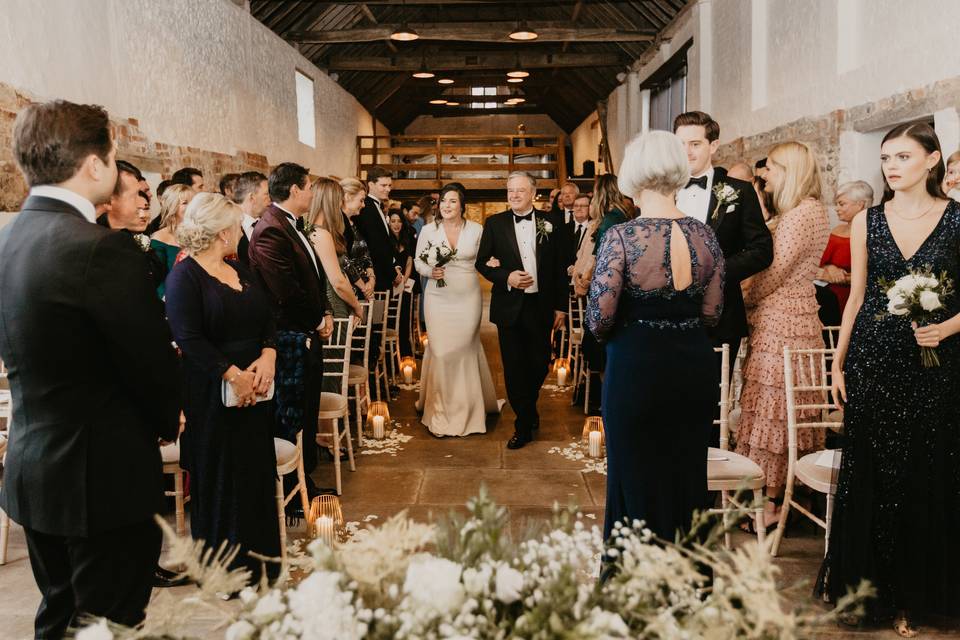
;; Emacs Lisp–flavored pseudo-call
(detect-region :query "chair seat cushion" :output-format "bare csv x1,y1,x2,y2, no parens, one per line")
274,438,298,466
348,364,369,384
160,442,180,464
796,450,840,493
707,447,763,481
319,392,348,414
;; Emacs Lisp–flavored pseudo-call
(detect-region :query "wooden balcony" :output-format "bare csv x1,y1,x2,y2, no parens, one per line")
357,134,567,195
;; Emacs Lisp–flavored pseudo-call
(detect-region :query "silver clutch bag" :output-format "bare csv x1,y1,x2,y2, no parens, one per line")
221,379,275,407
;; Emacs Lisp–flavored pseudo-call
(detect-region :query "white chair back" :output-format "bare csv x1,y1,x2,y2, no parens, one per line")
783,347,842,438
569,294,585,335
712,343,731,450
352,300,374,367
322,317,355,397
386,289,402,335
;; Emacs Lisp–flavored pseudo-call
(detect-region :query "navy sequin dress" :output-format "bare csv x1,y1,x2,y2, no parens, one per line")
816,201,960,619
587,217,724,541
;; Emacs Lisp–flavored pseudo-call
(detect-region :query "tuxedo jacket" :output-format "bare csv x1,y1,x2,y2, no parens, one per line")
0,196,181,536
355,196,396,291
704,167,773,343
237,227,251,270
475,210,568,327
248,204,329,333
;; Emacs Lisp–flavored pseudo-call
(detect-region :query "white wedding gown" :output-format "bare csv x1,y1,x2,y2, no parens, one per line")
415,220,499,436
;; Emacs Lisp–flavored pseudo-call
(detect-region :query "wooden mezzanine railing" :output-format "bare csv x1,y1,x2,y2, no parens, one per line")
357,134,567,193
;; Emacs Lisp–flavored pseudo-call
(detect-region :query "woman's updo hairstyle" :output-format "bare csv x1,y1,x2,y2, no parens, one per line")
437,182,467,222
176,192,241,256
617,130,690,199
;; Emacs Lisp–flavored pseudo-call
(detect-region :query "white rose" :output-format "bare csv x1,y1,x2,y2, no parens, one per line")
921,276,939,288
494,565,524,604
886,286,907,301
543,221,553,232
225,620,256,640
462,565,492,596
76,619,113,640
402,555,465,615
919,289,942,311
887,295,910,316
895,274,922,292
250,589,287,624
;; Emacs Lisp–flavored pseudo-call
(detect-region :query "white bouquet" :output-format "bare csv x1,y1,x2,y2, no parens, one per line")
880,266,954,367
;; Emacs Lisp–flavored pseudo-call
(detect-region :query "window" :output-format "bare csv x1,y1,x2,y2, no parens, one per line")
295,70,316,148
471,86,497,96
641,40,691,132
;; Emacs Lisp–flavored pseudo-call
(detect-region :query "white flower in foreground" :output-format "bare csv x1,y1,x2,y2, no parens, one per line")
225,619,256,640
895,274,923,291
462,565,492,596
887,295,909,315
921,275,939,288
574,608,631,638
287,571,367,640
495,565,524,604
919,289,942,311
76,619,113,640
250,589,287,624
403,554,465,615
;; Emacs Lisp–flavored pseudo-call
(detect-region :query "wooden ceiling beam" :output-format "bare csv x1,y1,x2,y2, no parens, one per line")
327,51,625,71
289,22,655,44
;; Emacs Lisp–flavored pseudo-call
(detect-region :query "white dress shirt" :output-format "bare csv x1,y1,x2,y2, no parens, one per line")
573,220,588,251
274,202,320,276
564,209,573,224
241,213,257,240
676,167,715,224
29,186,97,223
372,198,390,234
512,210,539,294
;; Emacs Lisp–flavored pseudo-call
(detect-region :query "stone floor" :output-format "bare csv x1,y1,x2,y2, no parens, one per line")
1,289,958,639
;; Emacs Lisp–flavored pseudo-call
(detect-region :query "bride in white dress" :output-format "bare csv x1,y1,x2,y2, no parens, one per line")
415,184,499,436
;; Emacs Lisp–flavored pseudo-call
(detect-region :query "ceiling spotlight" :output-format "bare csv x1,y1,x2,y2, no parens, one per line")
509,18,539,41
429,99,447,105
391,24,419,41
438,78,455,85
506,69,530,79
507,77,524,84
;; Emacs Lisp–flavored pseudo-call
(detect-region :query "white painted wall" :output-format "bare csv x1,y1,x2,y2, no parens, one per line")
570,113,601,177
0,0,382,178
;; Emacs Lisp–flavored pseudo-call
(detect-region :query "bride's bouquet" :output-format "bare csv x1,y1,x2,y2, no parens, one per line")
880,265,954,367
419,240,457,288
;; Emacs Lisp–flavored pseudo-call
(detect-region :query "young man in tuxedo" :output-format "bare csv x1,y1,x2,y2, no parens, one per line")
476,172,568,449
0,100,182,637
232,171,269,270
249,163,334,503
673,111,773,445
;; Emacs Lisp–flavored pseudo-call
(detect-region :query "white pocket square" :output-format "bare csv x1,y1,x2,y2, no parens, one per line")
725,204,735,213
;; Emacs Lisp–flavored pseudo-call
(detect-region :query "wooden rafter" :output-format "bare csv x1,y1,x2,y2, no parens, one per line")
288,23,655,44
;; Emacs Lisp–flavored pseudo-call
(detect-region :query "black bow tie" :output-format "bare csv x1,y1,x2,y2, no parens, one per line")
686,175,708,190
295,216,305,232
513,212,533,223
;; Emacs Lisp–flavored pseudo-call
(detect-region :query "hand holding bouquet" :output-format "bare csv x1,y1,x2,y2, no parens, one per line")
419,240,458,288
880,266,955,367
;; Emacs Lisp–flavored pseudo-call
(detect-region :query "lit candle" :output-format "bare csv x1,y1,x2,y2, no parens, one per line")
588,430,602,458
372,415,385,439
403,365,414,384
557,366,568,387
316,515,335,545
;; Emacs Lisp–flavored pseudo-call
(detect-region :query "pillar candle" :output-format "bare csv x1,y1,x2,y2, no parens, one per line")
403,365,414,384
588,430,602,458
316,515,335,545
557,366,568,387
372,415,385,439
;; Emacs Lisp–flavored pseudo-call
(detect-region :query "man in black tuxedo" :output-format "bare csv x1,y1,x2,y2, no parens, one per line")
673,111,773,355
355,166,396,292
232,170,269,270
249,163,333,501
0,100,181,637
476,172,568,449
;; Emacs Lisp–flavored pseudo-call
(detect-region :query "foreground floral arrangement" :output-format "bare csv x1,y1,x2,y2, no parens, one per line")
79,490,868,640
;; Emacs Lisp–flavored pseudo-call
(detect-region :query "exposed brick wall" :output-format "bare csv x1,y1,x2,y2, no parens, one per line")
0,80,270,212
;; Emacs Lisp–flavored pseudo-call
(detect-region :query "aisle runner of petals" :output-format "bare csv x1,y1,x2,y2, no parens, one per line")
548,438,608,476
359,421,412,457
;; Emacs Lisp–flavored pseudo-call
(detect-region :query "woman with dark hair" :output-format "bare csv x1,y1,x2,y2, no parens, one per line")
414,183,498,436
389,210,415,357
818,122,960,636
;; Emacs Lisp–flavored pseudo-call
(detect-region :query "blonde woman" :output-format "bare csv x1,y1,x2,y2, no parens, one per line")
306,177,364,321
164,192,280,587
340,177,376,299
151,183,194,297
734,141,830,530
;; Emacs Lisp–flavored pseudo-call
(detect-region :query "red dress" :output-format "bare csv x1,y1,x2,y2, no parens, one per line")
820,232,851,312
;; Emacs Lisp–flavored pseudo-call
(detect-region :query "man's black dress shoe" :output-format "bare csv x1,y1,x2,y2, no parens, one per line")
507,432,532,450
153,565,191,588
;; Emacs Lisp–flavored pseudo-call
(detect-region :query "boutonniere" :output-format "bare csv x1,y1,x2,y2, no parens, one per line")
711,183,739,221
535,217,553,244
133,233,151,252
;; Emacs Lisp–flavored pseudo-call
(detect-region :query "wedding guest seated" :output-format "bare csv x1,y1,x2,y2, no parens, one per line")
219,173,240,200
817,180,874,323
587,130,724,550
164,192,281,586
171,166,204,192
151,184,195,298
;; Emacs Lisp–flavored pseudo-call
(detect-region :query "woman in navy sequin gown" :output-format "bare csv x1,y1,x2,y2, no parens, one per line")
587,131,724,543
165,193,281,585
819,123,960,635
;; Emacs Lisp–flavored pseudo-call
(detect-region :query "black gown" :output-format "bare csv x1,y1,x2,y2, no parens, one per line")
816,201,960,619
587,217,725,542
164,257,281,583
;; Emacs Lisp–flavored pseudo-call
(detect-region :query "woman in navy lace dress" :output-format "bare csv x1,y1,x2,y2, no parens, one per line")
819,123,960,636
588,131,724,544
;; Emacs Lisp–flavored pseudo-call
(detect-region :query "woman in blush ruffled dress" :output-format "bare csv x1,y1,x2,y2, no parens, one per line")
734,141,830,531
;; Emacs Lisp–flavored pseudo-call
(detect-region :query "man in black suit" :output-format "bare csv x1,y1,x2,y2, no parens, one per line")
248,163,333,501
232,170,269,270
673,111,773,355
356,166,396,292
0,100,181,637
476,172,568,450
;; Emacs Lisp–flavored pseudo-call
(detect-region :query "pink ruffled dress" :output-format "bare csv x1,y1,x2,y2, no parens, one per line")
735,198,830,489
